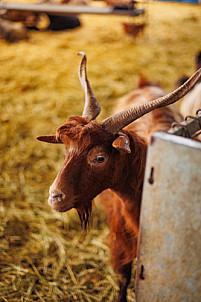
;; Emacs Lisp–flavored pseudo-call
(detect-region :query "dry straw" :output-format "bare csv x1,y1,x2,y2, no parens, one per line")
0,1,201,301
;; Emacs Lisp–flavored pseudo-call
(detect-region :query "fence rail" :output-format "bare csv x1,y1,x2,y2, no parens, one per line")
0,2,145,16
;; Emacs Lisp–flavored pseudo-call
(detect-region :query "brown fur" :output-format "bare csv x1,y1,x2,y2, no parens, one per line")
39,80,183,302
122,22,146,38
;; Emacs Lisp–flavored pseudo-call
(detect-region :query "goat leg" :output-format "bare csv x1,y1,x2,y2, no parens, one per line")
115,261,132,302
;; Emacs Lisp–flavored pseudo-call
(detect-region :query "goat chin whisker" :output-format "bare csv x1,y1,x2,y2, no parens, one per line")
76,203,92,230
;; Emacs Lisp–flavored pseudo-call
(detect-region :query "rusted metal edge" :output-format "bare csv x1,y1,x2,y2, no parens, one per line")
168,109,201,138
0,2,145,16
152,131,201,150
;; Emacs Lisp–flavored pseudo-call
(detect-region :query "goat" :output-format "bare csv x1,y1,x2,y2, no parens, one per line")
180,82,201,118
180,82,201,141
37,53,201,302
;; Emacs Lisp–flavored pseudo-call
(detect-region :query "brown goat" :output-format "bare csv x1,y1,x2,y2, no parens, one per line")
37,53,201,302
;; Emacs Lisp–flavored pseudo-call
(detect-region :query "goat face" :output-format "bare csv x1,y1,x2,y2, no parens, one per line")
39,115,131,227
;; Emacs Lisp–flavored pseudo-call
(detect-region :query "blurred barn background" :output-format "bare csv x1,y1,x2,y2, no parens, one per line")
0,0,201,301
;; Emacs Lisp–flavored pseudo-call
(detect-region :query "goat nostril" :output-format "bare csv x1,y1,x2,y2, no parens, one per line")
49,188,64,202
53,193,63,201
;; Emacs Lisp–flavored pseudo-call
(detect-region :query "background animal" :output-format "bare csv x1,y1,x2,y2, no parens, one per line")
180,51,201,117
177,51,201,140
113,74,183,140
37,53,201,301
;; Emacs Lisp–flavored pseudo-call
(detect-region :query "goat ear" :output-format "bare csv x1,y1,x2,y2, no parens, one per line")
112,133,131,153
36,135,63,144
137,73,148,88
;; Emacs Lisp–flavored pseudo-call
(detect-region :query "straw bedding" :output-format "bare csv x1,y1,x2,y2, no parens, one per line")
0,1,201,301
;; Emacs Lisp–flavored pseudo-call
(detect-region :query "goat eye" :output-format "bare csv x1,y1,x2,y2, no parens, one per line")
95,155,105,163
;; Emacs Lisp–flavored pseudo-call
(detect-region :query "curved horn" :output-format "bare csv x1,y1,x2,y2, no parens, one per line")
77,52,101,122
102,68,201,134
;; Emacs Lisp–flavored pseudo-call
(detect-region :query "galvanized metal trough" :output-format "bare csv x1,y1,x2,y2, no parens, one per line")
136,112,201,302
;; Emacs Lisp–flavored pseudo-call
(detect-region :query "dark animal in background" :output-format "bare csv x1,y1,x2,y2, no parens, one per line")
37,53,201,302
175,75,189,87
27,15,80,31
1,8,81,32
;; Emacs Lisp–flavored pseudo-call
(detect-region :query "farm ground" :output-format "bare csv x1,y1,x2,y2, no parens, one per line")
0,1,201,301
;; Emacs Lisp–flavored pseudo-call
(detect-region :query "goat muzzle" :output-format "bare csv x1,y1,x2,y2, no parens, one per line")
49,188,64,202
48,186,67,211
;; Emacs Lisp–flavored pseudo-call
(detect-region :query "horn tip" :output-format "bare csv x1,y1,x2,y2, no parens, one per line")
77,51,86,57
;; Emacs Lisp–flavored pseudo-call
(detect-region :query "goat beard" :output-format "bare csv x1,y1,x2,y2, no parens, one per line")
76,201,93,230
